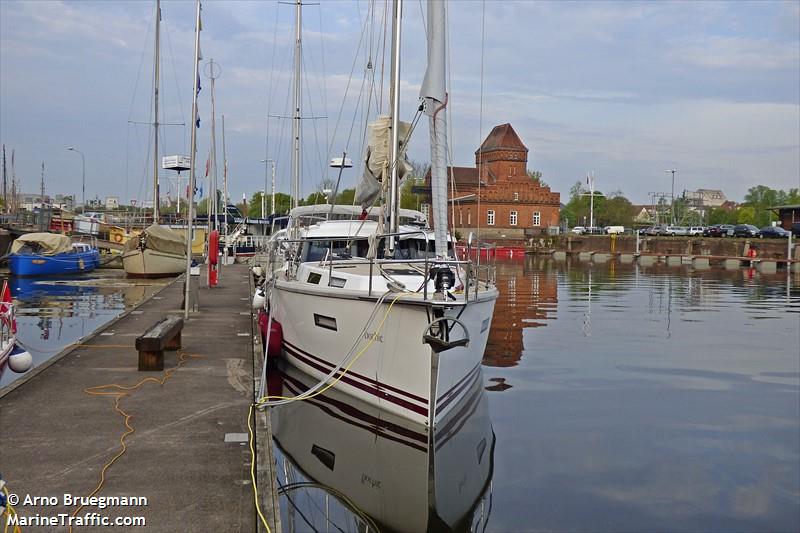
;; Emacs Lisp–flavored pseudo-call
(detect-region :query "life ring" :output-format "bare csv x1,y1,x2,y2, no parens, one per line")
747,248,757,258
113,233,123,243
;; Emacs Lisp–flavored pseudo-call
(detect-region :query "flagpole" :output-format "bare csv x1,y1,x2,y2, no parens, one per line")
184,0,201,319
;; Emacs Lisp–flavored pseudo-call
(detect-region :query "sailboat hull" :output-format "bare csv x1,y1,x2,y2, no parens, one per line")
122,249,185,278
272,281,497,427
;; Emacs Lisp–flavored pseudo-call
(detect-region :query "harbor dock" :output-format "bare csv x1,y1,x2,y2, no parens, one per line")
0,264,279,532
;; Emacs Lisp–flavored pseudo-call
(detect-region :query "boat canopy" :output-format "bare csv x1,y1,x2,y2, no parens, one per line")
123,224,186,255
11,233,73,255
289,204,427,226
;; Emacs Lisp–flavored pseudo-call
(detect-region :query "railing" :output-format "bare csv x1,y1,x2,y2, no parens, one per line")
269,229,496,304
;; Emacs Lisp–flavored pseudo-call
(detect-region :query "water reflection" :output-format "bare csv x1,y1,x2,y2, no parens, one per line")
483,257,558,367
481,258,799,532
271,364,495,532
0,272,164,388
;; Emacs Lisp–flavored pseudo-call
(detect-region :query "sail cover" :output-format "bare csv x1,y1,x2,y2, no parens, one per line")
420,0,449,258
124,224,186,256
10,233,73,255
355,116,412,210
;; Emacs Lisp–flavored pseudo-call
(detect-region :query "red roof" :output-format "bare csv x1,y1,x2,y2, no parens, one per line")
476,123,528,155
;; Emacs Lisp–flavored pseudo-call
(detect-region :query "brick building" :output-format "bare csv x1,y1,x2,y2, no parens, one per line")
420,123,560,240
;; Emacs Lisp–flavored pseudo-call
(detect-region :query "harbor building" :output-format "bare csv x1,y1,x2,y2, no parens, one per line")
419,123,560,240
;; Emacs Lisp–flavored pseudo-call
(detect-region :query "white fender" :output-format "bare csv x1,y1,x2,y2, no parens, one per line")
8,345,33,373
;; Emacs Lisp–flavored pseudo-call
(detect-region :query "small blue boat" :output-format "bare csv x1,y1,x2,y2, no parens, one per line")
8,233,100,277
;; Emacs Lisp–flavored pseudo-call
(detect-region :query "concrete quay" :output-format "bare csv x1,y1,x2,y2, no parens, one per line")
0,264,279,532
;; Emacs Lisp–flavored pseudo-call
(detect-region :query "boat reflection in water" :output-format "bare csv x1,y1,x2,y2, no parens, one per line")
271,364,495,532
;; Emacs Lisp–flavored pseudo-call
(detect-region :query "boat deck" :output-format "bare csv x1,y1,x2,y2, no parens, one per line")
0,264,279,532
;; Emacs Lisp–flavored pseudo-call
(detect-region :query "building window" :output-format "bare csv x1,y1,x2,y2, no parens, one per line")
468,211,471,225
510,210,517,226
514,192,519,202
487,210,495,226
532,211,541,226
459,210,463,225
420,203,430,221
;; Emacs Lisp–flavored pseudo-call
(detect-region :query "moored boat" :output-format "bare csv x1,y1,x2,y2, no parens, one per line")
0,280,33,380
8,233,100,277
121,224,186,278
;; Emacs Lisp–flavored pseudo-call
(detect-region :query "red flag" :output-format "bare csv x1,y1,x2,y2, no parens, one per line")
205,154,211,177
1,280,16,333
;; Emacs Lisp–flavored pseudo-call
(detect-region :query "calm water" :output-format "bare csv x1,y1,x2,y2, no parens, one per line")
0,271,165,389
273,257,800,532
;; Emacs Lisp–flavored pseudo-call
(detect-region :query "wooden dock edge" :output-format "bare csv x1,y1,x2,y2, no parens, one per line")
0,274,182,400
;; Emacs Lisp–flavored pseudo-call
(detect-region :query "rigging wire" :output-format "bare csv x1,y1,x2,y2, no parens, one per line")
477,0,486,241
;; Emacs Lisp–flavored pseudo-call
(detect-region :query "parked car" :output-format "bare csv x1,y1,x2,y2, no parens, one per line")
644,226,662,236
586,227,604,235
792,222,800,236
758,226,790,238
688,226,704,236
664,225,688,236
733,224,759,238
703,224,720,237
706,224,734,237
605,226,625,234
571,226,586,235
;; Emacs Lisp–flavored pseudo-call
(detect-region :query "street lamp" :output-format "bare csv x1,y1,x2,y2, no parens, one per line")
665,169,677,224
260,158,276,217
67,146,85,209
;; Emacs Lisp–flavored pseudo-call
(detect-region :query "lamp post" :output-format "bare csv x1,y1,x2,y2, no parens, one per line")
260,159,276,216
665,169,677,224
67,146,85,210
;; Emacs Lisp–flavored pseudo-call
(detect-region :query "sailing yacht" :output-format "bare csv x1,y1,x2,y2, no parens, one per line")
122,0,186,278
259,0,498,428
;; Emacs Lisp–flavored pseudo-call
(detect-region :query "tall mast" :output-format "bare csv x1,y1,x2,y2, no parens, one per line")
2,145,6,214
206,58,220,233
222,113,228,264
152,0,161,222
184,0,202,319
388,0,403,250
292,0,302,212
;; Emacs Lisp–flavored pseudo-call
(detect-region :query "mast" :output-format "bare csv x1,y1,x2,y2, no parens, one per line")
152,0,161,222
207,58,220,233
2,145,6,213
184,0,202,319
222,113,228,265
388,0,403,251
292,0,302,212
420,0,449,257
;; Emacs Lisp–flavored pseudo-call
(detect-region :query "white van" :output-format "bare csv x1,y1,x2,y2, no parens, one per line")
605,226,624,234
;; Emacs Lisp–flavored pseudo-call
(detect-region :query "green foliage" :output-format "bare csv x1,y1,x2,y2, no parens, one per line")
196,198,208,215
707,207,737,225
560,186,635,227
527,170,548,187
335,188,355,205
736,206,757,225
400,177,421,210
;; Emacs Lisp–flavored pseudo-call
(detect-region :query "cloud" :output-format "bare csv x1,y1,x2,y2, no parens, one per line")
668,36,800,70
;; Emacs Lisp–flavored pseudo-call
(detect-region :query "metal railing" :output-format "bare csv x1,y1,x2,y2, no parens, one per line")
268,229,496,304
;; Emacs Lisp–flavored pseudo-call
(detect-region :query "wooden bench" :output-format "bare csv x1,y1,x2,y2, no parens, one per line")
136,316,184,371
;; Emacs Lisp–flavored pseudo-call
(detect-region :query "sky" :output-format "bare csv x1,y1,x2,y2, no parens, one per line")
1,0,798,209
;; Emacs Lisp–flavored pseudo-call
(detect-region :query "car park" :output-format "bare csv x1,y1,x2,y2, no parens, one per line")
758,226,790,238
733,224,759,238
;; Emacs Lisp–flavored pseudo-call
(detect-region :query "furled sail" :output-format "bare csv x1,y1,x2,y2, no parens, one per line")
420,0,449,258
355,116,412,210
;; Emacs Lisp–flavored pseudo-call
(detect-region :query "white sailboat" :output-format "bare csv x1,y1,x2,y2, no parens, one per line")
258,0,498,428
122,0,186,278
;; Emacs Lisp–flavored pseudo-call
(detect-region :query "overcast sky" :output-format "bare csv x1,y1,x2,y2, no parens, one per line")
1,0,798,208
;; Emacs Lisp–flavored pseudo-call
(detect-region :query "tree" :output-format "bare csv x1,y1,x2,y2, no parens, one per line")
335,188,355,205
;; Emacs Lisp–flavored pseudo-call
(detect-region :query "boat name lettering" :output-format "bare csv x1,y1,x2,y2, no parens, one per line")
360,473,381,489
364,331,384,343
